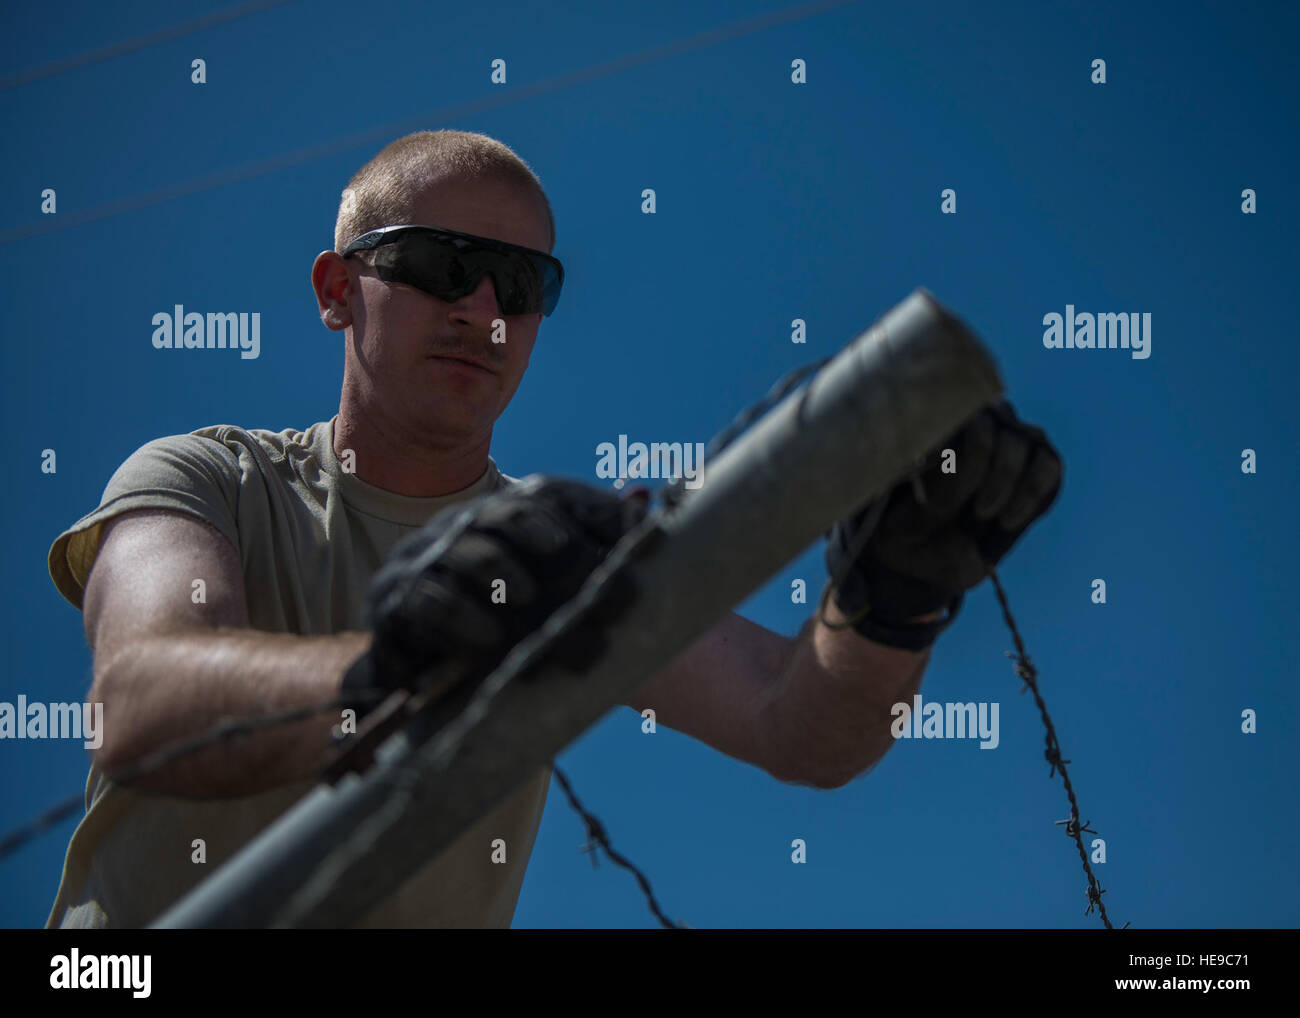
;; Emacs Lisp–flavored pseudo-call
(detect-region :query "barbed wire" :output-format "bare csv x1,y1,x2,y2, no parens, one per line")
0,687,390,860
550,763,687,929
2,353,1122,930
986,569,1128,930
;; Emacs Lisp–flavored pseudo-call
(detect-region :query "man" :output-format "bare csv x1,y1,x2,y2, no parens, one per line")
44,129,1062,929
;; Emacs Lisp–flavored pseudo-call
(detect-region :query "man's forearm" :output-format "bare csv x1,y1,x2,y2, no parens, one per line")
752,597,938,789
93,628,371,799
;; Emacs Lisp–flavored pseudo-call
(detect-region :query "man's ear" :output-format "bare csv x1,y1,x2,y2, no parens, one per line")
312,250,357,331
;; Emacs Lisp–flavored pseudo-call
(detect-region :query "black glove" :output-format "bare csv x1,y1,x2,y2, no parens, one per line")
342,478,651,714
825,398,1063,651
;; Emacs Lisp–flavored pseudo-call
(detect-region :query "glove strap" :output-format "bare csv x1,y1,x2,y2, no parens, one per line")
817,580,964,652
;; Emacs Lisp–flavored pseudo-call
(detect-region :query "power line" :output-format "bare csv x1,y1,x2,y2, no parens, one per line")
0,0,859,246
0,0,303,92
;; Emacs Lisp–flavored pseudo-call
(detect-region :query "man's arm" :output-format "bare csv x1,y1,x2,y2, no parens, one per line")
622,599,936,790
753,598,941,789
85,509,370,799
620,398,1064,789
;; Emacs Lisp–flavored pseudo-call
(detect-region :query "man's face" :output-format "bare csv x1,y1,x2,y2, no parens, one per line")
343,175,552,444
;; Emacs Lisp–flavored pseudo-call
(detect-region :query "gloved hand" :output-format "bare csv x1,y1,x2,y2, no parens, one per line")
824,398,1063,651
342,478,651,713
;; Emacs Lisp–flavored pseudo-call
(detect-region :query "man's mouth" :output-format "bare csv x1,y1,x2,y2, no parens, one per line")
429,354,495,375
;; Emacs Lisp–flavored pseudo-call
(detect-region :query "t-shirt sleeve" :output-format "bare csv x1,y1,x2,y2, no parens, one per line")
47,433,242,611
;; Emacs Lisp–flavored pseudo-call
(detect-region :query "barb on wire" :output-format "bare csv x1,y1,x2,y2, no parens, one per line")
550,763,687,929
987,567,1123,930
1054,816,1096,838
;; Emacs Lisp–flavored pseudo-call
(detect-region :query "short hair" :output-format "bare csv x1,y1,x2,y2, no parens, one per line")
333,130,556,256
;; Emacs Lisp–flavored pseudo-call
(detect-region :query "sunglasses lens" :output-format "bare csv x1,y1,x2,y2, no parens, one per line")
484,253,544,316
372,232,559,316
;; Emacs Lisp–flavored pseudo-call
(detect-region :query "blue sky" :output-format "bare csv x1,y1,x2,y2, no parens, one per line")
1,0,1297,928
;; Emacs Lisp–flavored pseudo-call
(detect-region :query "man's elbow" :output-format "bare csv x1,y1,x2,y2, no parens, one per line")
753,715,850,790
805,765,859,790
87,663,127,775
770,744,890,790
771,770,848,791
796,772,848,791
764,755,852,791
87,656,156,781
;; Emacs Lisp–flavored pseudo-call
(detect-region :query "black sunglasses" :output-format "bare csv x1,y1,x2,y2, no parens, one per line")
342,224,564,317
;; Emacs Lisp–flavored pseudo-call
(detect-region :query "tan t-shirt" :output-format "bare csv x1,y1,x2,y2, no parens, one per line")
44,416,551,928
